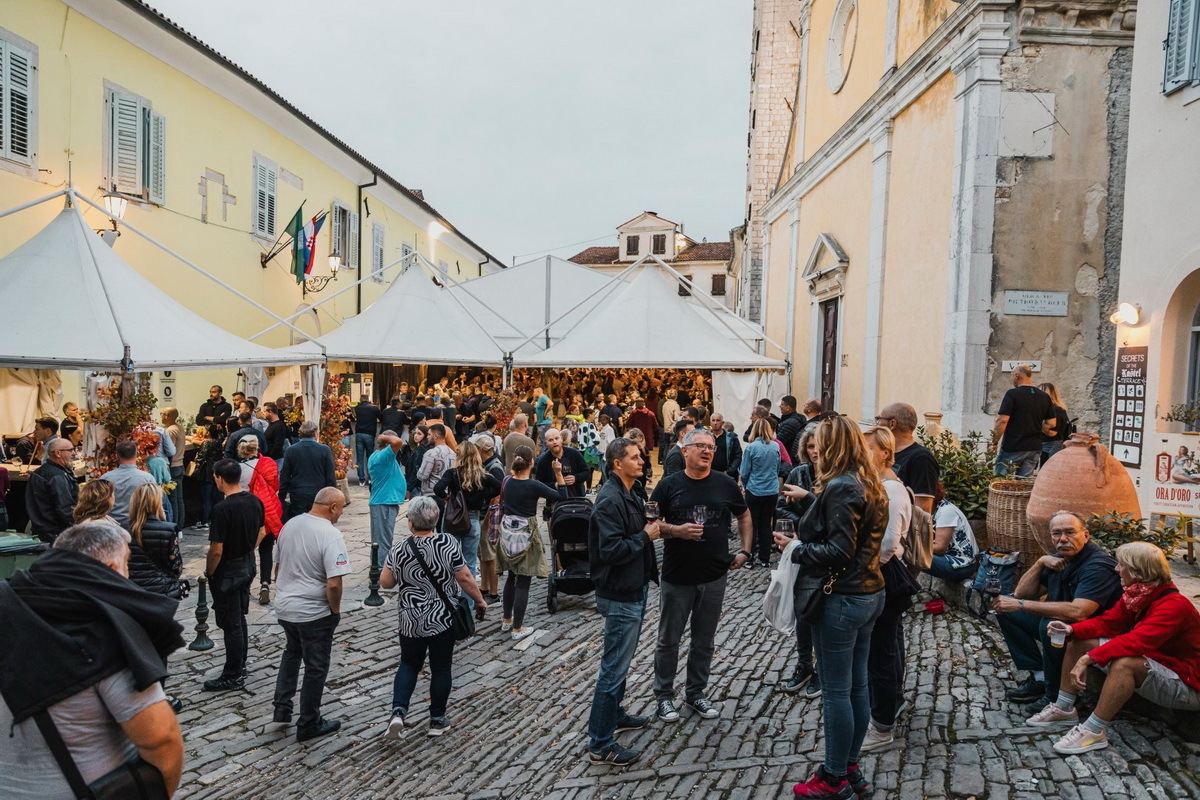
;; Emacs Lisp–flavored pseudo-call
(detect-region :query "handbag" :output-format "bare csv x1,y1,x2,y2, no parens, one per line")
486,476,510,543
499,515,532,558
442,473,471,534
35,700,168,800
794,568,841,625
882,555,921,598
407,538,475,642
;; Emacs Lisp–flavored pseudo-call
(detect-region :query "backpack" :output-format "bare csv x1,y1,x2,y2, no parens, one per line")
902,487,934,577
965,549,1021,618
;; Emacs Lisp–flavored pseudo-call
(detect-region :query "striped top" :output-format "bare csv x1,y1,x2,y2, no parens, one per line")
383,533,466,638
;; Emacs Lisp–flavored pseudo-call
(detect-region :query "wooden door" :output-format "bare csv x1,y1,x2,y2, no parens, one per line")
820,299,839,411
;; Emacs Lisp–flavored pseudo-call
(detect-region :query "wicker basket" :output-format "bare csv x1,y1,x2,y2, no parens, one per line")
986,480,1045,567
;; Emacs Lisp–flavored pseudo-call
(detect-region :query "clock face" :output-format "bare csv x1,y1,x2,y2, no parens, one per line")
826,0,859,94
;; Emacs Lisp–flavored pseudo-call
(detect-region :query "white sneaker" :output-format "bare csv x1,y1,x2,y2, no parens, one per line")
1053,724,1109,754
500,619,512,633
1026,704,1079,727
511,628,534,641
384,710,410,740
858,723,894,752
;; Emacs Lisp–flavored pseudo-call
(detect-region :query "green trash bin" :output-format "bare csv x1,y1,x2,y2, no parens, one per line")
0,531,47,579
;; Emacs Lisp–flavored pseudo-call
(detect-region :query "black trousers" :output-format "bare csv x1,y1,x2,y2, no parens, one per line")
210,557,254,680
745,493,776,563
867,587,912,729
274,613,340,731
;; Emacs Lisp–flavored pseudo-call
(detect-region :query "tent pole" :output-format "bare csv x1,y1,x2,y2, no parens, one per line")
0,189,70,221
544,255,552,350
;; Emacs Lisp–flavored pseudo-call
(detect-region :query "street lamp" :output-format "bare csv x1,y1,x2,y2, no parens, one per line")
96,192,128,247
1109,302,1141,326
304,253,342,293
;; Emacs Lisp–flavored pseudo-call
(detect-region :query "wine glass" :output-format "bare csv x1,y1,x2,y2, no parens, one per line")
691,505,708,526
644,501,660,522
774,519,795,537
984,576,1002,615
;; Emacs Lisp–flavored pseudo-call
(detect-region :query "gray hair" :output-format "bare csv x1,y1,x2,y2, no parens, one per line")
406,495,442,532
54,522,130,564
605,437,637,469
1049,510,1088,531
298,420,319,438
1014,364,1033,379
682,428,715,447
313,486,344,506
511,414,528,430
237,436,259,457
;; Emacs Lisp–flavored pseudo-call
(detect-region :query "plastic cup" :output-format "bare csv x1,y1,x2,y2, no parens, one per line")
1049,629,1067,648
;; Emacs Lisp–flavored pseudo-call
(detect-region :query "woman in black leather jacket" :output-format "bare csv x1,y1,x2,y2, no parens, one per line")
127,483,183,598
776,426,819,695
777,415,886,800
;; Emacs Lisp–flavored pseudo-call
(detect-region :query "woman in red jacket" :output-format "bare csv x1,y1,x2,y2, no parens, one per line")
1025,541,1200,754
236,435,284,605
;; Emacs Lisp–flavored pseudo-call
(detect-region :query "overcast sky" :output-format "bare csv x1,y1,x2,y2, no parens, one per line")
149,0,754,265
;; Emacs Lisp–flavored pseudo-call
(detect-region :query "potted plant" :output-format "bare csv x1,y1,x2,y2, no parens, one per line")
1085,511,1192,556
917,428,995,545
1162,400,1200,433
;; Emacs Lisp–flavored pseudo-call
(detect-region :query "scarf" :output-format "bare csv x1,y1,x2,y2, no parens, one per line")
1122,581,1166,615
0,549,184,724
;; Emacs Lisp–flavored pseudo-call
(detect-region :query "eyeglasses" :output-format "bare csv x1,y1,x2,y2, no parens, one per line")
874,416,894,424
687,444,716,452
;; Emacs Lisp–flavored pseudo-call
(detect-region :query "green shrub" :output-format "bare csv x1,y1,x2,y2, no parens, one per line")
916,428,996,519
1085,511,1192,557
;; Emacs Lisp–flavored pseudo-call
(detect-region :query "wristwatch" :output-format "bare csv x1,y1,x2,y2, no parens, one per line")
738,550,752,559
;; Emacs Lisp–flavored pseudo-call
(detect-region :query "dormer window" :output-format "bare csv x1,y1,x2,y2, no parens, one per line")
626,235,640,256
652,234,667,255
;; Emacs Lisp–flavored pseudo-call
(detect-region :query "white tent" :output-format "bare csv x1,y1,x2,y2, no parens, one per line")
0,206,319,371
514,266,787,369
282,261,506,366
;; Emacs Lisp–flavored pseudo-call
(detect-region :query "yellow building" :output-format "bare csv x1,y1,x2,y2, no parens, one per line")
748,0,1135,434
0,0,501,421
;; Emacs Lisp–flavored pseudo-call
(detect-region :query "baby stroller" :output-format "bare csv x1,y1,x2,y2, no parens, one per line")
546,496,594,613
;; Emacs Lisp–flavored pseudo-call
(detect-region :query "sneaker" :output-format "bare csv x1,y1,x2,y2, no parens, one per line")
202,675,245,692
686,697,719,719
858,722,894,752
258,584,270,605
804,673,823,699
1006,676,1046,703
427,717,450,737
500,618,513,633
588,742,642,766
384,709,410,740
1027,704,1079,727
656,698,681,723
167,696,183,714
266,706,291,731
793,765,856,798
742,560,755,570
756,558,771,569
1052,723,1109,755
846,763,871,796
780,669,814,694
895,699,910,719
297,717,340,742
511,628,534,641
1023,696,1052,717
614,712,650,733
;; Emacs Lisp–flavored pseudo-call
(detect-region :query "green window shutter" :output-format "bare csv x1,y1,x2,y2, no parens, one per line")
147,110,166,205
110,91,144,194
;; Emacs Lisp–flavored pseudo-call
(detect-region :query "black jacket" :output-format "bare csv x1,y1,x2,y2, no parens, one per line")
776,463,817,524
224,425,267,459
662,446,684,477
198,398,233,427
128,519,182,597
589,477,659,602
264,419,289,459
434,468,503,512
790,473,885,595
776,411,804,457
278,438,336,500
26,460,79,542
355,403,382,435
711,431,743,477
535,447,588,498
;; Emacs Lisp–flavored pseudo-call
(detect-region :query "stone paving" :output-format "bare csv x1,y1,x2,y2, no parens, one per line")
166,484,1200,799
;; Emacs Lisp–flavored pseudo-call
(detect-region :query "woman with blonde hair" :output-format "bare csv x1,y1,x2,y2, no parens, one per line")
775,415,887,799
740,416,782,568
1029,540,1200,754
434,440,500,603
1038,382,1072,464
73,479,120,527
127,483,184,597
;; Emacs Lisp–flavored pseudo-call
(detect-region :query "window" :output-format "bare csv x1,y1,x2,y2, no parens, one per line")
438,260,449,282
711,274,727,296
401,242,415,270
0,35,34,166
329,201,360,269
252,155,277,238
106,89,165,203
371,222,385,283
678,275,693,297
652,234,667,255
1165,0,1200,92
626,235,640,256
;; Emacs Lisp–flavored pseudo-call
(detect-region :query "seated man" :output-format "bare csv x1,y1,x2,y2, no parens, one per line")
1026,542,1200,755
993,511,1122,715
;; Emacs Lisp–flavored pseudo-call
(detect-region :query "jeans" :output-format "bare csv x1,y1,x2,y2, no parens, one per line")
200,482,223,524
745,493,776,563
927,554,977,582
453,513,481,612
370,504,399,558
354,433,374,483
392,628,455,719
274,613,339,731
210,556,254,680
997,610,1063,700
867,590,911,729
168,466,185,530
791,621,815,679
995,449,1041,478
1041,440,1064,465
587,588,648,750
654,574,727,702
812,590,884,776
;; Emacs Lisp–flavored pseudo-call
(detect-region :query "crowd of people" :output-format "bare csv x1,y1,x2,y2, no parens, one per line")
2,369,1197,800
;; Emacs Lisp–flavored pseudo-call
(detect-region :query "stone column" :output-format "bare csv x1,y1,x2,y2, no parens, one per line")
862,120,893,423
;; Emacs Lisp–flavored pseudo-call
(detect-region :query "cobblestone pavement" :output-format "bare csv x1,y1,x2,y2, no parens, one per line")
168,485,1200,799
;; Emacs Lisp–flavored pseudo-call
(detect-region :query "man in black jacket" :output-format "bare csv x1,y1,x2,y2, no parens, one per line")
775,396,804,458
585,437,660,767
262,403,288,460
198,385,233,428
709,413,742,479
278,421,337,519
26,438,79,543
223,412,266,459
353,395,382,486
535,429,588,500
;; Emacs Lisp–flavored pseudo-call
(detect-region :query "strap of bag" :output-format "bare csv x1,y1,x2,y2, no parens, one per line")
33,710,93,799
406,538,459,617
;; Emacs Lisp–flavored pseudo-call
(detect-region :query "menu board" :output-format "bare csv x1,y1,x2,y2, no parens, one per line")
1110,346,1147,468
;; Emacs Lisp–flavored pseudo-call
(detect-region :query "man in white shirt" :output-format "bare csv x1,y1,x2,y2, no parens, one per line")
270,486,352,743
417,424,456,496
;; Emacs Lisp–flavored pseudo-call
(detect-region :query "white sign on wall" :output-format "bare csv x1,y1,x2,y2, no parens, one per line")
1001,361,1042,373
1149,433,1200,518
1004,291,1069,317
158,370,176,405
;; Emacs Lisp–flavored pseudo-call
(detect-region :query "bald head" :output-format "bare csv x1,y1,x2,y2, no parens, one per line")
309,487,346,523
880,403,917,433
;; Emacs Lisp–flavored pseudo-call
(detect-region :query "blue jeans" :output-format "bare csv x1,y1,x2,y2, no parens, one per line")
997,610,1063,702
995,449,1040,477
370,504,399,560
927,554,977,582
168,466,184,530
812,591,884,776
354,433,374,483
453,512,481,612
587,588,648,750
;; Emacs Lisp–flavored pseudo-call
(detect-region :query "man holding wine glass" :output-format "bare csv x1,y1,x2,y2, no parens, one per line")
649,428,753,724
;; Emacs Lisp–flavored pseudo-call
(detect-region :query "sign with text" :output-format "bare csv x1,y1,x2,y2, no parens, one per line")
1149,433,1200,517
1004,290,1069,317
1110,346,1147,468
157,370,176,405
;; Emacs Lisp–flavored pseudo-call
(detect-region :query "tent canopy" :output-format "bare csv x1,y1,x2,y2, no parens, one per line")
514,266,786,369
0,207,319,371
283,262,506,367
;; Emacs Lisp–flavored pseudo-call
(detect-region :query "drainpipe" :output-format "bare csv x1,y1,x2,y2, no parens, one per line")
356,173,378,315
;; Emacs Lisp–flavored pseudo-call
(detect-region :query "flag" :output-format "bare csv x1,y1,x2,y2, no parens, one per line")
302,211,328,276
283,204,307,284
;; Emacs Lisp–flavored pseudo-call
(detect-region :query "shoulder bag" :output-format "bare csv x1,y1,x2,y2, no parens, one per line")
407,538,475,642
442,472,471,534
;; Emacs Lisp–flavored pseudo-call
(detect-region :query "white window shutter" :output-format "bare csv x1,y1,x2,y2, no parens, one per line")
254,158,276,237
2,41,33,164
330,204,342,259
348,210,360,268
147,111,166,205
1166,0,1197,92
110,91,144,194
372,222,385,282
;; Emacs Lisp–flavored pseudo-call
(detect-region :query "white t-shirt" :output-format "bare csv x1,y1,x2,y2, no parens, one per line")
274,513,353,623
934,500,979,569
881,478,912,564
